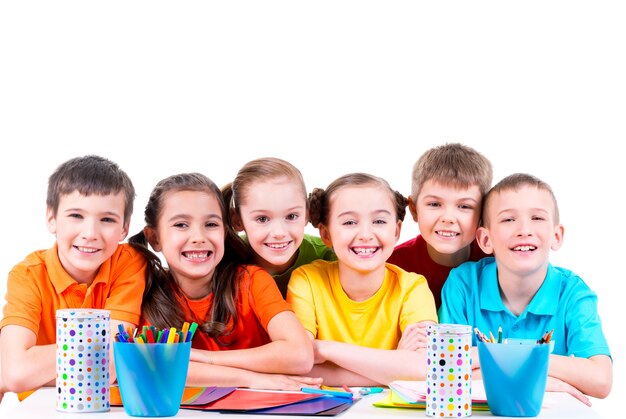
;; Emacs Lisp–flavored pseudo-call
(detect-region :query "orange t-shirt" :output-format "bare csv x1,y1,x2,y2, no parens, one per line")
0,242,147,344
143,265,291,351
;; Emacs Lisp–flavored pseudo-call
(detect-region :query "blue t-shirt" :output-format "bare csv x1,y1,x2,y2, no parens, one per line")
439,257,610,359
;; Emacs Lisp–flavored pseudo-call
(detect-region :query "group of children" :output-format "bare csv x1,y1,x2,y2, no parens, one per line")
0,144,612,407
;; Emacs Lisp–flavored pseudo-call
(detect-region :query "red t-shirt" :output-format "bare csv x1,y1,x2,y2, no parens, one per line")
388,235,487,310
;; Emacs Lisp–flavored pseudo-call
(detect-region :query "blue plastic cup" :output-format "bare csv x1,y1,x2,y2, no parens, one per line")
113,341,191,417
478,339,553,417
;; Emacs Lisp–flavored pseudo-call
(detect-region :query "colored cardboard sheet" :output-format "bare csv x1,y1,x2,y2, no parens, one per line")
182,387,237,406
195,388,324,411
111,385,237,408
236,395,355,415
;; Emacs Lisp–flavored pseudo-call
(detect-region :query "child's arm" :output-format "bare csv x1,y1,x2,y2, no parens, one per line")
185,361,322,390
0,325,56,393
548,353,612,399
190,311,314,375
311,339,428,385
397,321,434,350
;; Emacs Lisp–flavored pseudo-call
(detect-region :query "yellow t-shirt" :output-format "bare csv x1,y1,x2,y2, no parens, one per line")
287,260,437,349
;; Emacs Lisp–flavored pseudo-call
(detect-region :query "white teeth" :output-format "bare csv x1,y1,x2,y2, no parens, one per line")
353,247,377,255
76,246,98,253
184,251,210,259
513,245,536,252
437,231,459,237
266,242,289,249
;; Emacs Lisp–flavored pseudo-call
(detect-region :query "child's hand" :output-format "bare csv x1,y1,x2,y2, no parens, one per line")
251,372,323,391
397,322,430,350
545,376,591,407
312,339,328,364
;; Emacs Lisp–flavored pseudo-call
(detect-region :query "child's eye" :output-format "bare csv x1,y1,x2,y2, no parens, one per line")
173,222,189,229
459,204,474,210
255,216,270,223
286,213,299,221
342,220,357,226
101,217,117,223
501,217,514,223
426,202,441,208
68,213,83,219
531,216,546,221
206,221,220,228
373,219,387,225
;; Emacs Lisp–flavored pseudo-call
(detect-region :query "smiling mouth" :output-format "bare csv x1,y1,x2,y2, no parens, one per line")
182,251,213,259
351,247,379,256
436,231,459,237
512,245,536,252
265,241,292,250
74,246,99,253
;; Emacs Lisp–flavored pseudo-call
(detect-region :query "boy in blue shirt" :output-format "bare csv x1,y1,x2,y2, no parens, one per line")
439,173,612,404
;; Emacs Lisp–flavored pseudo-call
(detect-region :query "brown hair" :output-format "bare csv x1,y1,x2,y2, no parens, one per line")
411,143,493,200
482,173,560,226
46,155,136,222
309,173,408,227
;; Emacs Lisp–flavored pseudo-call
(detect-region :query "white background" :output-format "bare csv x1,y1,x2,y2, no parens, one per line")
0,1,623,414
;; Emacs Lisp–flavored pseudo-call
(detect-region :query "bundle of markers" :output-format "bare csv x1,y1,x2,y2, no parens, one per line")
115,321,198,344
474,326,554,345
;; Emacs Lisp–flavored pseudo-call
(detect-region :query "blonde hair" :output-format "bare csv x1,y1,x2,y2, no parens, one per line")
223,157,307,214
411,143,492,200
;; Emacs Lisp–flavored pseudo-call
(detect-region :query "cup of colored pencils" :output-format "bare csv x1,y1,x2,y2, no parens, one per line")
113,322,197,417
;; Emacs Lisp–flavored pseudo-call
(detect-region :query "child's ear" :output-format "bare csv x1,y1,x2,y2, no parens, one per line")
318,224,333,248
230,208,244,232
144,226,161,252
476,226,494,255
395,220,402,243
407,196,418,223
46,207,57,234
550,224,565,251
119,220,130,242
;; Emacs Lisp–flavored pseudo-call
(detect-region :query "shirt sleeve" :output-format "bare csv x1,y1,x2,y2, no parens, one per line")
103,245,147,325
286,266,318,337
399,272,438,330
0,264,44,333
438,266,470,325
248,266,292,329
564,284,611,359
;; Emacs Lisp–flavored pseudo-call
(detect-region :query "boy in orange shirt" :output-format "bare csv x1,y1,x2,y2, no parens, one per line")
0,155,146,400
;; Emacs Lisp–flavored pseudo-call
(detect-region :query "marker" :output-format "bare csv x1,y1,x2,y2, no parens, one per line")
186,322,198,342
359,387,384,395
301,387,354,399
497,326,503,344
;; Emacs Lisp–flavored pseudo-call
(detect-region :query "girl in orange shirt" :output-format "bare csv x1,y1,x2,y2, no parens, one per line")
129,172,320,390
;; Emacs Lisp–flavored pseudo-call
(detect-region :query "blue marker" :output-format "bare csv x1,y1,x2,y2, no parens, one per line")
301,387,354,399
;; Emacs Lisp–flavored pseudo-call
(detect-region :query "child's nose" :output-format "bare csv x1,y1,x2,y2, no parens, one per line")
81,220,98,239
270,221,287,238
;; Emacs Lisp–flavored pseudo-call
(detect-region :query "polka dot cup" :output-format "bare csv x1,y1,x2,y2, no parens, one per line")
426,324,472,417
56,309,110,413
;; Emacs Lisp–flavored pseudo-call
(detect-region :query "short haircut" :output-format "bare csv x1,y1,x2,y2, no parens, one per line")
46,155,136,222
482,173,560,226
411,143,493,200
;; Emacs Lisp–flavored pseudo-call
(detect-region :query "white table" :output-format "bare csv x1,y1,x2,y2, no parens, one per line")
6,387,607,419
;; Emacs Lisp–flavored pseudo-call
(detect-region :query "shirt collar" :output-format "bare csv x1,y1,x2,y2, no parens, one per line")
479,262,559,316
46,243,108,294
